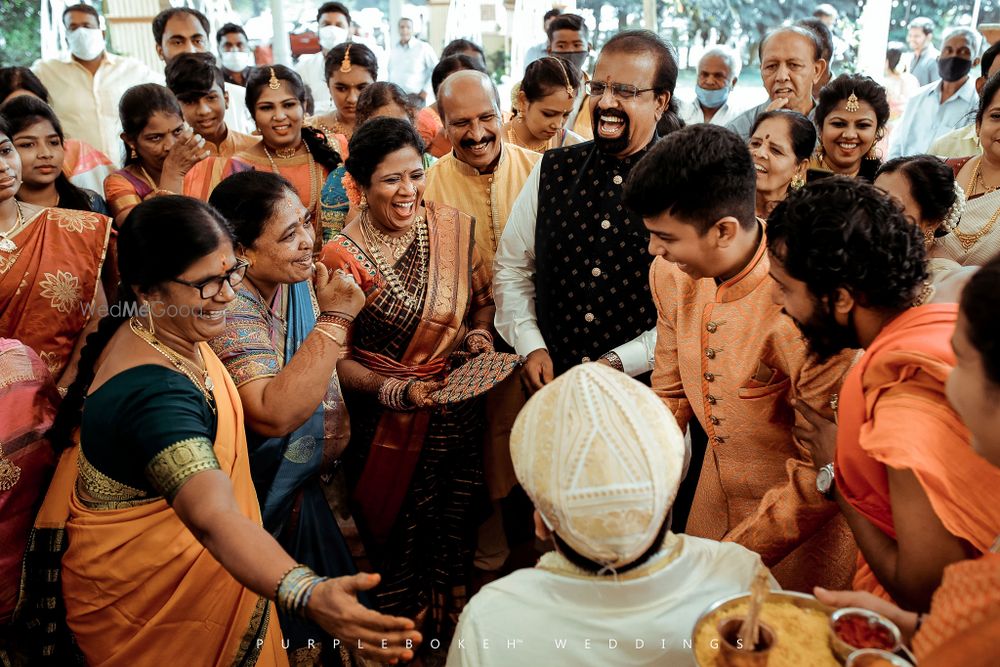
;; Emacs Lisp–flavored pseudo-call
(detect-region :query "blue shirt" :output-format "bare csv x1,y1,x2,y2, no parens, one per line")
887,76,978,159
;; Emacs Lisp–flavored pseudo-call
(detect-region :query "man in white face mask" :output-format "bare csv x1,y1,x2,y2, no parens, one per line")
216,23,254,87
678,46,744,127
31,3,162,167
294,2,355,115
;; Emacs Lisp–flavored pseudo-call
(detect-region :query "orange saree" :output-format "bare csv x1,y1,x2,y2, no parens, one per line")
0,206,111,379
835,305,1000,600
32,346,287,666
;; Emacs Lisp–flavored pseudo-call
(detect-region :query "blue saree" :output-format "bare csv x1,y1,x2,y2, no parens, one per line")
210,280,369,666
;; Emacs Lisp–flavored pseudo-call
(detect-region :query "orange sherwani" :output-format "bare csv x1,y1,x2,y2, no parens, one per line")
650,228,857,592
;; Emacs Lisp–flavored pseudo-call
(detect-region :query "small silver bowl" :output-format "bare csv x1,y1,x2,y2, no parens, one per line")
829,608,902,661
845,648,913,667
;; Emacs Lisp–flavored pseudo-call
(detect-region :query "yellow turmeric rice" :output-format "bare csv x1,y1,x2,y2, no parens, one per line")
693,600,840,666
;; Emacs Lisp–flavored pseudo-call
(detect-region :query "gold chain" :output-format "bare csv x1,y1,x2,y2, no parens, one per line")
129,318,216,413
359,210,428,310
263,140,321,224
365,220,417,261
957,158,1000,250
0,200,27,252
506,122,548,153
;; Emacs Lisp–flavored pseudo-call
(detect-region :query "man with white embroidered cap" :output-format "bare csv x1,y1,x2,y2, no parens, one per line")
446,363,774,667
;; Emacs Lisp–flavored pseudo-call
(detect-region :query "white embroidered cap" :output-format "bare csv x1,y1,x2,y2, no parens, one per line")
510,363,685,569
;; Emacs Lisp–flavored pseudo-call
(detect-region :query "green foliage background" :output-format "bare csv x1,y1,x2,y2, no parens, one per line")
0,0,43,66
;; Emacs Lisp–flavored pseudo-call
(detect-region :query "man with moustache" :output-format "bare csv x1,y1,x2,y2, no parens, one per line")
725,26,827,140
767,177,1000,608
888,27,981,159
929,41,1000,157
152,7,252,135
424,70,541,575
165,53,258,159
623,124,857,592
495,30,678,391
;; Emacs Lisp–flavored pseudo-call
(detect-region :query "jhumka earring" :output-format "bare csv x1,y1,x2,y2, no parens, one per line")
143,301,156,335
268,67,281,90
845,92,860,113
790,173,806,190
130,146,138,159
340,44,353,73
359,193,368,211
865,142,879,161
923,227,936,248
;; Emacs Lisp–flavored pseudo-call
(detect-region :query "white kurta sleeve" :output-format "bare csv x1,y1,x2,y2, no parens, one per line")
609,327,657,377
493,160,547,357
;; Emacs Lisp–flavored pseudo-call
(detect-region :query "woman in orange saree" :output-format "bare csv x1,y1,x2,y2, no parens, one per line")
0,114,111,390
184,66,341,254
319,119,494,650
17,196,420,666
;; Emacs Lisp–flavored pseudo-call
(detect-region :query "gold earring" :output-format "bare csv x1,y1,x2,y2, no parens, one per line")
866,143,879,161
923,227,935,248
359,193,368,211
790,173,806,190
143,301,156,335
130,146,138,159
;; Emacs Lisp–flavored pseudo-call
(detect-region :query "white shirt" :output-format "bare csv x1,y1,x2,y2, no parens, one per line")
223,82,253,136
32,52,163,166
678,97,741,127
294,52,332,114
523,41,548,69
493,161,657,376
888,76,979,159
388,38,438,97
447,534,774,667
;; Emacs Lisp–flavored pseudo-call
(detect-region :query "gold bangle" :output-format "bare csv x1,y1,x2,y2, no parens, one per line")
314,323,346,346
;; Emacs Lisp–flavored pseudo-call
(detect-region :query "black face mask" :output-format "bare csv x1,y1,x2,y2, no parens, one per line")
551,50,588,72
938,56,973,82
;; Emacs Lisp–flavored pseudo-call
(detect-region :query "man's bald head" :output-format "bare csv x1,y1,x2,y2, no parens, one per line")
438,70,504,173
437,69,501,122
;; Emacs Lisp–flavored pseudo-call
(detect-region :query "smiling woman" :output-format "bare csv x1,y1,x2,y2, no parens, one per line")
320,117,495,655
810,73,890,182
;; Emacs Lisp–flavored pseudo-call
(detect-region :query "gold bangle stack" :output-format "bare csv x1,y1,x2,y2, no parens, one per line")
276,564,329,617
378,377,414,410
314,322,348,346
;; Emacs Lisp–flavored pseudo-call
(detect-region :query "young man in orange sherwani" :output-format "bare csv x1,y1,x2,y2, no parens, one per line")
767,177,1000,613
622,124,858,592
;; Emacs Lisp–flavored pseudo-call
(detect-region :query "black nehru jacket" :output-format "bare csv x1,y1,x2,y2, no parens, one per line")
534,140,658,377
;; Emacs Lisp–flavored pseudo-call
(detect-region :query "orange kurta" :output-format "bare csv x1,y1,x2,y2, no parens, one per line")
836,304,1000,600
48,346,287,666
914,551,1000,661
0,206,111,378
650,227,857,592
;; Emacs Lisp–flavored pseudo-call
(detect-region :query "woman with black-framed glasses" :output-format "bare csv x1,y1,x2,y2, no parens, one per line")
21,195,420,666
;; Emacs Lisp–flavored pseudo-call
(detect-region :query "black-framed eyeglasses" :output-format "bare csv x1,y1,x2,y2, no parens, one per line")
585,80,656,100
171,258,249,298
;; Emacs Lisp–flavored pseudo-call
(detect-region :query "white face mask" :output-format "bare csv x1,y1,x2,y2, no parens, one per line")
319,25,349,51
219,51,253,72
67,27,105,61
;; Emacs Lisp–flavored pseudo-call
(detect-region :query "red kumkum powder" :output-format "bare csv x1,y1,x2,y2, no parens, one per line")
833,614,895,650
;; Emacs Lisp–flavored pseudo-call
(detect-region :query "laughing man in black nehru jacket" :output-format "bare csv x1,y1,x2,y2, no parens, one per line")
494,29,678,391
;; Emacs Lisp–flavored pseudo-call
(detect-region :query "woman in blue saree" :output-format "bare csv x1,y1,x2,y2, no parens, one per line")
207,170,370,666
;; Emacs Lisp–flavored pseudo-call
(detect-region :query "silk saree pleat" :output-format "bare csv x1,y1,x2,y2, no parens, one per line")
350,203,474,543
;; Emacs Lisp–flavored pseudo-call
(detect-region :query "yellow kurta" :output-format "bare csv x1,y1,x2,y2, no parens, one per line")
424,142,540,267
650,228,858,592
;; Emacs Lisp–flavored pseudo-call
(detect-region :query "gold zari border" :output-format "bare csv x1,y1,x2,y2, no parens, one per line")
145,436,220,500
76,450,154,510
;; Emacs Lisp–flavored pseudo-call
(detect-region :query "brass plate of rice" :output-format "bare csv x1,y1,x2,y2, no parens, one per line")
692,591,840,666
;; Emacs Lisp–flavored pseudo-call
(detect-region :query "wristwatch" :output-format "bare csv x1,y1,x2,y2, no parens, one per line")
816,462,836,499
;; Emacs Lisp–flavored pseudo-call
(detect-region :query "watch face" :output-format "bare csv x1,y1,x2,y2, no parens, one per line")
817,467,834,494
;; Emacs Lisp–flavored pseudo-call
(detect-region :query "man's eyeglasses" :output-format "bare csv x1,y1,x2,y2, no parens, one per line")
171,258,249,298
585,81,656,100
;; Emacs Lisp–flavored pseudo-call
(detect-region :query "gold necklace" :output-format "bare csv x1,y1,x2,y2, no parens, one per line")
0,439,21,491
506,122,548,153
272,142,301,159
359,210,428,310
129,318,216,412
137,164,158,189
332,113,352,139
365,220,417,261
263,141,321,224
970,156,1000,195
958,157,1000,250
0,200,26,252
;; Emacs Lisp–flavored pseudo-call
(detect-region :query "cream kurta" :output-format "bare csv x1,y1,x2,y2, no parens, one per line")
447,534,771,667
649,229,858,592
424,142,541,266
